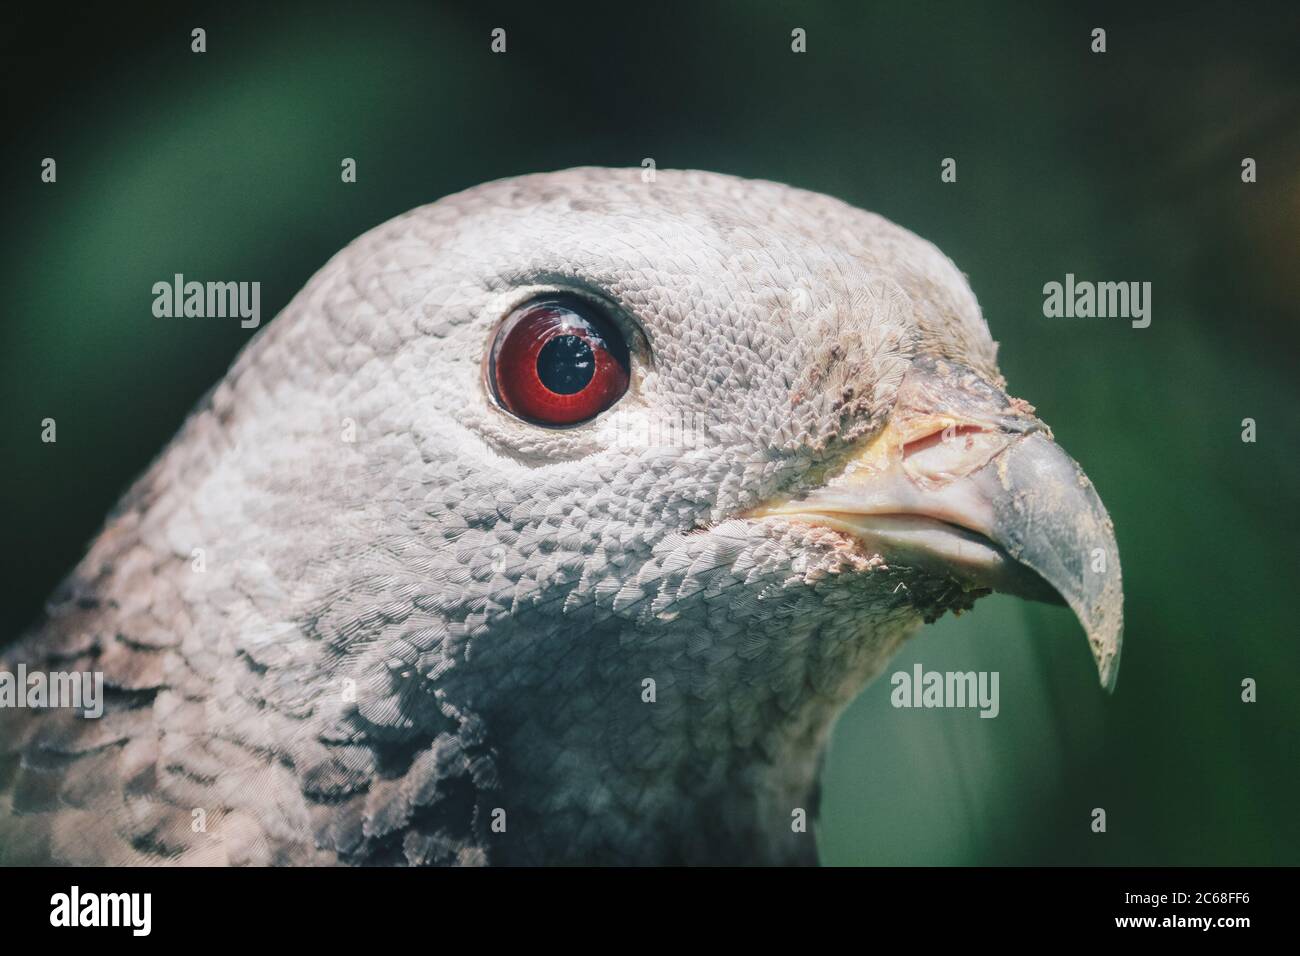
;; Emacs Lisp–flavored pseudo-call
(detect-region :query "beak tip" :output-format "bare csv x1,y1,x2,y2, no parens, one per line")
1097,640,1122,693
1090,572,1124,693
1085,600,1123,692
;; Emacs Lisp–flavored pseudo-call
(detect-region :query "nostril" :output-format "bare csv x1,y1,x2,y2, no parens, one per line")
902,424,986,459
902,424,1007,484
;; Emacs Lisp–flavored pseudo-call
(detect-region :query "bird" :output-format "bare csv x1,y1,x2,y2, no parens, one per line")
0,168,1122,866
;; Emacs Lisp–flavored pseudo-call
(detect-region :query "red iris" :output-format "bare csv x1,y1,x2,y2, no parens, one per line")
489,299,630,426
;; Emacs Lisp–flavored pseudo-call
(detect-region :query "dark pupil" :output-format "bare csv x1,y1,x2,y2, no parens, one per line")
537,334,595,394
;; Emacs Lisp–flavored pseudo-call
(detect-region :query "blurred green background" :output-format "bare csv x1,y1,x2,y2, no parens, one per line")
2,1,1297,864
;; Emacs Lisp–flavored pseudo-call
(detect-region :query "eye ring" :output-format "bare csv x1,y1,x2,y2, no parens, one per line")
488,296,631,427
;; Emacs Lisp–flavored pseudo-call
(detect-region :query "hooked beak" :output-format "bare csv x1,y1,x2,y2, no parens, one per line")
752,357,1124,690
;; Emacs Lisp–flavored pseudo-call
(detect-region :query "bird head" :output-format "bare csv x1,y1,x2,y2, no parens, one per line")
234,167,1121,863
17,168,1120,865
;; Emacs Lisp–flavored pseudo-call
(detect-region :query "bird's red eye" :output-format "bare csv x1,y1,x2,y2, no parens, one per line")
489,298,631,426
